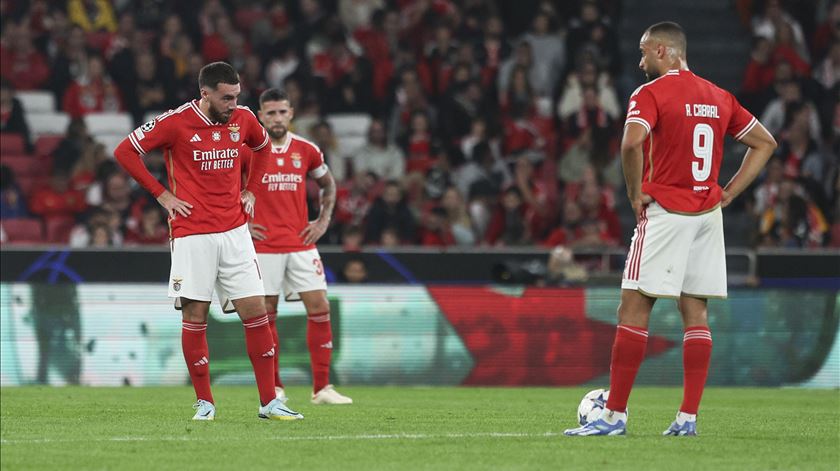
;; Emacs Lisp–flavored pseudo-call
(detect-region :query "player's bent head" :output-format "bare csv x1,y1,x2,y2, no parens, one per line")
259,88,291,109
644,21,687,57
198,62,240,90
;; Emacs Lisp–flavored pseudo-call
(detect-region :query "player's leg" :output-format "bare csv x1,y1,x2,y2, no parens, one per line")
605,289,656,414
181,299,215,420
170,234,218,420
264,294,286,399
300,290,352,404
257,251,289,398
662,295,710,436
218,224,301,419
665,208,724,435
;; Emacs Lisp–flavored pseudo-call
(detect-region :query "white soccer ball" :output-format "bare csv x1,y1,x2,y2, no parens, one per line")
577,388,610,425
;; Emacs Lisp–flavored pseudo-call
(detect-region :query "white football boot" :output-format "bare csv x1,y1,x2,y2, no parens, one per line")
311,385,353,405
192,399,216,421
258,398,304,420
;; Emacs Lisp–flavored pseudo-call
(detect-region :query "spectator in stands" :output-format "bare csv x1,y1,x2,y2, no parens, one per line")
29,167,87,222
514,155,556,241
556,60,620,123
518,10,566,98
485,186,530,246
335,171,376,232
753,157,786,215
53,118,94,172
425,23,459,98
0,21,51,91
544,199,584,247
440,185,476,245
475,15,511,81
339,258,368,283
126,50,173,124
62,54,124,118
565,0,621,77
99,171,132,217
814,40,840,90
772,19,812,76
0,165,29,219
341,224,364,251
499,41,553,101
124,204,168,245
49,25,89,105
68,206,121,247
400,110,438,175
88,223,114,247
68,0,117,33
812,2,840,61
760,81,821,139
578,183,621,244
752,0,810,63
419,206,455,247
774,102,823,178
0,79,33,153
759,178,828,247
453,140,509,202
352,118,405,181
741,36,777,110
364,180,416,244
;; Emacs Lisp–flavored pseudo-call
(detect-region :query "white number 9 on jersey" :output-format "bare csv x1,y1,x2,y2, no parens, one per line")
692,123,714,182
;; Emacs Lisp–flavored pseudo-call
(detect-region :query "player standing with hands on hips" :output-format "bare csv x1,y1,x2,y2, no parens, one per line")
114,62,304,421
246,88,352,405
565,22,776,436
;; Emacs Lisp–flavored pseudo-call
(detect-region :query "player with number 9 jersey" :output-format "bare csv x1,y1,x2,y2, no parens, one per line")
624,69,758,214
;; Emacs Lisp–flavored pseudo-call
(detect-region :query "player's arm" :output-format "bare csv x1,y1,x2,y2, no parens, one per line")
113,121,192,218
242,116,272,218
721,122,777,208
300,169,336,246
620,122,653,221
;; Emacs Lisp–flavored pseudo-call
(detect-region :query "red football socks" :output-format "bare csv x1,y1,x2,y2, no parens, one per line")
242,314,277,406
266,310,284,388
681,326,713,415
307,311,332,393
605,325,649,413
182,320,214,404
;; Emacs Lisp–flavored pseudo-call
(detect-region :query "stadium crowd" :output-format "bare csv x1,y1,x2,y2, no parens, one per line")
0,0,837,249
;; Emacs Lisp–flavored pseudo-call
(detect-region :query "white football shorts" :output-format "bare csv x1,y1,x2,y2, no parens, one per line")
621,201,727,299
168,223,265,310
257,248,328,301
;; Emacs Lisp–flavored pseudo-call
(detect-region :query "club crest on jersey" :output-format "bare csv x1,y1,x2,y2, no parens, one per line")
172,277,182,292
212,131,221,142
291,152,302,168
228,125,240,143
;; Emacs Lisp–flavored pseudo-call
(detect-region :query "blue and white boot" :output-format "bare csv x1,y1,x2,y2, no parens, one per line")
192,399,215,421
258,397,304,420
662,411,697,436
564,409,627,436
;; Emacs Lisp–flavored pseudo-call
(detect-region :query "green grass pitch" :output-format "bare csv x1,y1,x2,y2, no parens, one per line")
1,386,838,470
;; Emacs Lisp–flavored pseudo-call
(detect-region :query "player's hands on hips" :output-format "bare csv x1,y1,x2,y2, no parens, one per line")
240,190,255,218
249,222,268,241
721,189,734,208
631,193,653,222
299,218,329,246
156,190,193,219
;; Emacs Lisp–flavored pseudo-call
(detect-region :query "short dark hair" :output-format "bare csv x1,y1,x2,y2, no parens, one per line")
198,62,240,90
258,88,290,106
646,21,687,54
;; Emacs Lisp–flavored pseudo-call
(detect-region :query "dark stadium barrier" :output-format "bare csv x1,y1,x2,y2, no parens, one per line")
1,283,837,388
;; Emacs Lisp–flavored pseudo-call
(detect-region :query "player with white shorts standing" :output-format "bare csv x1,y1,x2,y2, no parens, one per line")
114,62,303,421
246,88,351,405
565,22,777,436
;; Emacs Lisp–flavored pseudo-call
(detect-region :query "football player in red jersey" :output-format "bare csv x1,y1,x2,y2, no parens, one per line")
566,22,777,436
245,88,351,405
114,62,303,421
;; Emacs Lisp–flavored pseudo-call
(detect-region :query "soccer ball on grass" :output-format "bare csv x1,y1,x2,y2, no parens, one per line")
577,388,612,425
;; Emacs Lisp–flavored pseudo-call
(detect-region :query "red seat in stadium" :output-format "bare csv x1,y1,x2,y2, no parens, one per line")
35,135,63,157
16,174,50,196
0,154,38,178
0,132,25,154
1,218,43,243
45,215,77,244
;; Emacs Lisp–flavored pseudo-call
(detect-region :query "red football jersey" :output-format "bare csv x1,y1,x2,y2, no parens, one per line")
247,132,328,253
624,70,757,213
115,100,269,237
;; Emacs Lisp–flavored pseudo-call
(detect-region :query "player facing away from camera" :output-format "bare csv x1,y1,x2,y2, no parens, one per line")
565,22,776,436
246,88,351,405
114,62,303,421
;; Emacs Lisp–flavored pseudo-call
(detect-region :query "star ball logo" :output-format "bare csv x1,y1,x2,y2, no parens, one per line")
212,131,221,142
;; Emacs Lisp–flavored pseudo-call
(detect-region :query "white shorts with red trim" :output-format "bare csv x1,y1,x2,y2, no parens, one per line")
621,201,727,299
168,223,265,310
257,248,327,301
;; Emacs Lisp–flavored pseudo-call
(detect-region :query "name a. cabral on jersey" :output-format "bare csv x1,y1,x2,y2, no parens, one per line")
192,148,239,170
261,171,303,191
685,104,719,118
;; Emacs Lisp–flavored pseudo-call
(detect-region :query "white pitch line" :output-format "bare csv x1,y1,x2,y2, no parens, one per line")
0,432,560,445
